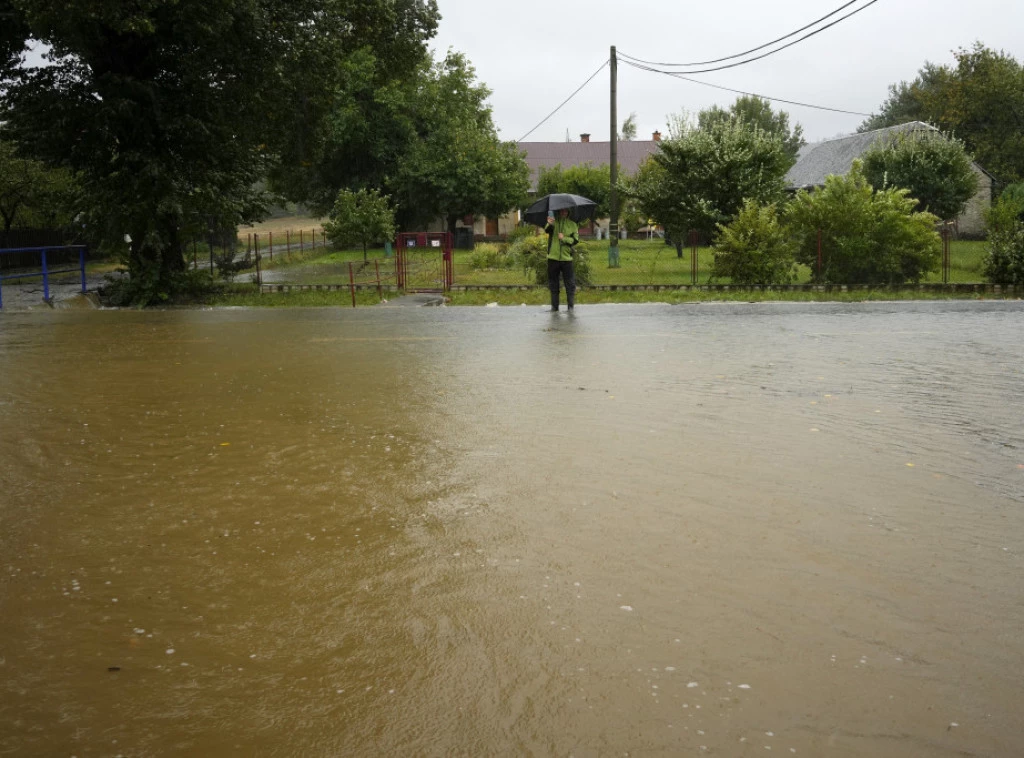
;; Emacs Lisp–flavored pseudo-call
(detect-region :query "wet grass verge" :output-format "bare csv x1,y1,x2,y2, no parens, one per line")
446,287,1020,307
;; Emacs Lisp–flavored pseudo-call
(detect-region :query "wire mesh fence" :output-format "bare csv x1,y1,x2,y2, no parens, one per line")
247,228,1006,303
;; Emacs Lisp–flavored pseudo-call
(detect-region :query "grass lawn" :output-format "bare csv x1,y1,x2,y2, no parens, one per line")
452,238,993,287
239,215,324,237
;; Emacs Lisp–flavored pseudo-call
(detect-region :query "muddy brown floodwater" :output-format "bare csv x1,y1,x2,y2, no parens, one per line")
1,302,1022,757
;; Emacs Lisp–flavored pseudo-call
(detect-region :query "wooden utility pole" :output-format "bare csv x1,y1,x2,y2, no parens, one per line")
608,45,620,267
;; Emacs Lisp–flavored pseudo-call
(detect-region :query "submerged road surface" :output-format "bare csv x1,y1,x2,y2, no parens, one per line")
1,302,1022,756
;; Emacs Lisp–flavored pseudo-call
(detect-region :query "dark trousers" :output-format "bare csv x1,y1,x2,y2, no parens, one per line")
547,258,576,309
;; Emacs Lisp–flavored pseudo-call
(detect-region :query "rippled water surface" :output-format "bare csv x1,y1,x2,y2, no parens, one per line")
1,302,1023,757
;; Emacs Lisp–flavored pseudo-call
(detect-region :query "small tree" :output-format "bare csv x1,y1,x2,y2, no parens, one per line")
537,162,612,218
698,96,805,165
323,189,396,261
983,189,1024,285
620,112,638,141
624,117,790,258
787,161,941,285
712,200,797,285
862,130,979,221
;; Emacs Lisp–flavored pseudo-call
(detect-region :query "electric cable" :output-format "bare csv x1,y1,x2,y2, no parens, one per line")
618,0,867,67
516,59,609,143
620,59,871,116
618,0,881,75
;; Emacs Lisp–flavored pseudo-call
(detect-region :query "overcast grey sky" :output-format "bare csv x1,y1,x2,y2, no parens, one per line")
429,0,1023,145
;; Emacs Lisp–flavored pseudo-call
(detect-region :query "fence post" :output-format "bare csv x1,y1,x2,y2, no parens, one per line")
942,226,950,284
255,247,262,289
80,247,87,294
286,229,291,257
375,259,382,301
41,248,50,302
349,261,356,308
689,230,698,285
817,228,822,280
268,231,273,262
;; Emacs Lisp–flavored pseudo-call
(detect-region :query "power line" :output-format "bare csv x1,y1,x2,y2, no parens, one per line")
618,0,882,75
516,59,609,143
618,0,866,67
620,59,872,117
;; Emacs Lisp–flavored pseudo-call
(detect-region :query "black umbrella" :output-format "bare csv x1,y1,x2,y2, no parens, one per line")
523,193,598,227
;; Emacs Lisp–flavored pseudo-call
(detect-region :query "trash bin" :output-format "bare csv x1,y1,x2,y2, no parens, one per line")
454,227,474,250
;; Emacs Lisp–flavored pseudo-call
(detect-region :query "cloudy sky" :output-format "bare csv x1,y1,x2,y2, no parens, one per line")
429,0,1023,145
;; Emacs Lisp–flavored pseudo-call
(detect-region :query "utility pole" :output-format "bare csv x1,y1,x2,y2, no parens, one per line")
608,45,620,267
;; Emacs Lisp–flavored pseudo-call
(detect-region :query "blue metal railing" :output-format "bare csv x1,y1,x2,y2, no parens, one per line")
0,246,88,309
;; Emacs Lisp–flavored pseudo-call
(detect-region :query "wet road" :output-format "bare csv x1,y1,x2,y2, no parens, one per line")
1,302,1023,757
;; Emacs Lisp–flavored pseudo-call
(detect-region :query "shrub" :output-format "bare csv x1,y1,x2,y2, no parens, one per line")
861,129,979,221
504,223,535,248
468,242,516,269
983,193,1024,284
787,160,941,285
711,200,797,285
512,233,592,285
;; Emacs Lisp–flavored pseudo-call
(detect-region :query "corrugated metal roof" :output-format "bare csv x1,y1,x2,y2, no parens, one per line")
518,140,659,191
785,121,941,188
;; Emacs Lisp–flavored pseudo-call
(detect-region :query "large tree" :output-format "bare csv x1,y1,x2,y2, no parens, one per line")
1,0,438,303
624,117,790,258
788,161,941,285
276,49,527,234
861,130,979,222
536,163,613,219
859,43,1024,184
392,52,529,233
698,96,805,165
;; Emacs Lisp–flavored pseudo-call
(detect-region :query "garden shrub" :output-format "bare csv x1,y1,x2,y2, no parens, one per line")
711,200,797,285
468,242,516,270
786,160,941,285
983,192,1024,284
511,233,592,285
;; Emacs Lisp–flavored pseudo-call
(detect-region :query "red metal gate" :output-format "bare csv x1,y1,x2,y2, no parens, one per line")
395,232,453,292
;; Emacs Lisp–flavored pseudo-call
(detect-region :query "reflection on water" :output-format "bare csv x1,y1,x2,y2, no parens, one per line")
1,302,1023,757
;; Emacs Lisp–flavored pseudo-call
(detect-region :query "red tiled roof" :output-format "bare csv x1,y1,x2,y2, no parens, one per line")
518,140,659,191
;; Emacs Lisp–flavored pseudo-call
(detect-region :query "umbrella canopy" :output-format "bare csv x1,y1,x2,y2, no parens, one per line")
523,193,598,227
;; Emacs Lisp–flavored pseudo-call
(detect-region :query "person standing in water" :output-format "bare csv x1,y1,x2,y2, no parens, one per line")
544,208,579,312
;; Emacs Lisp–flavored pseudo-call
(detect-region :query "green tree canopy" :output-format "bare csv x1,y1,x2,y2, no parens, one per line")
1,0,438,304
624,116,790,258
323,188,396,261
698,96,805,165
536,162,612,219
859,43,1024,184
619,112,637,141
787,161,941,285
277,49,528,234
392,52,529,233
861,130,979,221
0,139,79,239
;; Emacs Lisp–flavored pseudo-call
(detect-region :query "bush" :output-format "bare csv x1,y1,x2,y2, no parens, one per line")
861,129,979,221
468,242,516,270
711,200,797,285
505,223,536,247
511,233,592,285
787,161,941,285
983,193,1024,284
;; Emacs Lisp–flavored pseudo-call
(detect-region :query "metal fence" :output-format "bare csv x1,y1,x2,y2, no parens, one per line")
246,226,1011,300
0,245,88,308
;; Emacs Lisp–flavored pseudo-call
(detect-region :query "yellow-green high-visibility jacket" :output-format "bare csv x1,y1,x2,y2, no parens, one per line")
544,217,580,261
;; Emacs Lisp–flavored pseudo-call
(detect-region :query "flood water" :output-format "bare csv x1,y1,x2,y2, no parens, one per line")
1,302,1023,757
